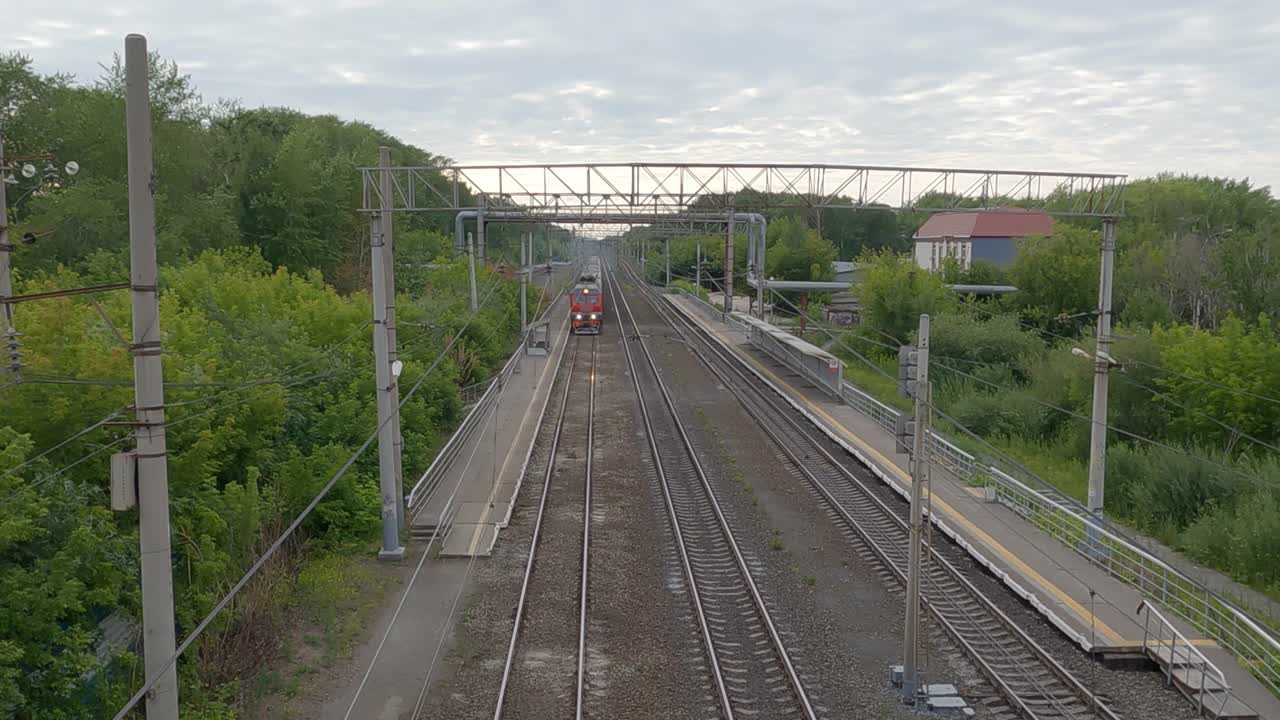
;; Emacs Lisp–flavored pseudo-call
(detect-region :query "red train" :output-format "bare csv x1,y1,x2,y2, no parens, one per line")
570,257,604,335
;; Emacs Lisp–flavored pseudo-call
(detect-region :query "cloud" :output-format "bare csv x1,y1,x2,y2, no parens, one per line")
452,37,529,51
11,0,1280,189
557,81,613,98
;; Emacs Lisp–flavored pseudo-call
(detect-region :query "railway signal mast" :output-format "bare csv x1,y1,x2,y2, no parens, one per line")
896,314,930,703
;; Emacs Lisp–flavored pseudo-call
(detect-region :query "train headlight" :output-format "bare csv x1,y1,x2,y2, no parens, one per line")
575,313,583,320
590,313,597,320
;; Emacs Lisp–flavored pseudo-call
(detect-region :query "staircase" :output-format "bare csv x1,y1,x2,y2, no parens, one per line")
1139,601,1259,720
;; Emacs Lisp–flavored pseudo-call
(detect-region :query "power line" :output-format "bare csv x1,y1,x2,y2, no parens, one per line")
1109,373,1280,455
966,302,1280,408
1,434,133,506
1,408,125,481
929,359,1277,492
111,274,508,720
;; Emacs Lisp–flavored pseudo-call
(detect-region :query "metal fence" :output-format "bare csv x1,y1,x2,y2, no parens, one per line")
406,339,526,520
459,377,495,407
834,378,1280,697
698,301,1280,698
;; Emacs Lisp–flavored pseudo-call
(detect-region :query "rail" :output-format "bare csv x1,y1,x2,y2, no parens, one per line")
667,283,1280,699
655,276,1116,720
618,268,817,720
407,265,574,518
406,344,522,518
1139,600,1234,717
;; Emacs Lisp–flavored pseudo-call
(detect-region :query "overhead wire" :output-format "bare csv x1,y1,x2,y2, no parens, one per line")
929,359,1277,491
110,273,508,720
1,407,126,481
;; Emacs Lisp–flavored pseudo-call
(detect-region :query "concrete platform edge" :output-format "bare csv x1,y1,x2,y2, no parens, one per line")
663,294,1095,653
494,313,571,531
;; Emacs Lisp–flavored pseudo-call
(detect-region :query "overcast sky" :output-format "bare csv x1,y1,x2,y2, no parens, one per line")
11,0,1280,190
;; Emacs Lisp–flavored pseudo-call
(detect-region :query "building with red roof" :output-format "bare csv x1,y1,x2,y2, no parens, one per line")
912,208,1055,271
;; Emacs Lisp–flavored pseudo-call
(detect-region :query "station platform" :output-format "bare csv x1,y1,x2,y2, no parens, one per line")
409,296,570,557
664,292,1280,720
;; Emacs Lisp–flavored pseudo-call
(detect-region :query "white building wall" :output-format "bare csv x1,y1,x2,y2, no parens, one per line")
913,238,972,272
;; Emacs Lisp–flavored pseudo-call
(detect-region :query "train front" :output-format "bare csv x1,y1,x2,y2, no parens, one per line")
570,285,603,334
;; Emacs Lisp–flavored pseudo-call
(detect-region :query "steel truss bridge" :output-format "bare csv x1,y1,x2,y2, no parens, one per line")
359,162,1126,219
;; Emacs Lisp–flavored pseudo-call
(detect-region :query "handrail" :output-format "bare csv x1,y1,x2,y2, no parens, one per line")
1139,600,1232,717
674,285,1280,700
407,267,574,518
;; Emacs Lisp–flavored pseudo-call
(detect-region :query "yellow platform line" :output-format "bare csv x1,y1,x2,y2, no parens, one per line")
699,314,1134,647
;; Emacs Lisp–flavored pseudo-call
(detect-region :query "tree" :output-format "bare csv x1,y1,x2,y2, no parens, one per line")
853,249,955,343
765,216,836,282
1008,226,1100,332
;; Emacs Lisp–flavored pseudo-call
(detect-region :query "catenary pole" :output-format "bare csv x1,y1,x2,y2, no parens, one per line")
467,231,478,311
665,237,671,287
378,147,405,532
695,236,702,291
125,33,180,720
520,232,528,336
0,134,18,381
1086,219,1117,530
902,313,930,702
724,210,735,319
369,164,404,562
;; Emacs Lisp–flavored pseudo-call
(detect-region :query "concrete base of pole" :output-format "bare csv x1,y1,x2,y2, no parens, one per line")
377,546,406,562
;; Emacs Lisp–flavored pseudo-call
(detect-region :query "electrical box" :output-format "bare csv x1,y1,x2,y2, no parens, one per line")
110,451,137,511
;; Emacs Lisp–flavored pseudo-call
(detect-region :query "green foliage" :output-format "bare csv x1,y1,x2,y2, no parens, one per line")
765,216,837,282
672,279,710,303
1155,316,1280,449
929,312,1043,376
1008,226,1100,331
853,249,955,343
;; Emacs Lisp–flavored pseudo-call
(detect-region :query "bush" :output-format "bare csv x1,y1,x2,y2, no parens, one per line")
1181,486,1280,593
672,279,710,303
930,311,1045,378
1105,444,1246,534
943,390,1047,440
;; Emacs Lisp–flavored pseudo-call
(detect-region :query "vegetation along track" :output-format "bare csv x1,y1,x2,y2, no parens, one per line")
624,262,1122,720
492,336,596,720
605,262,821,720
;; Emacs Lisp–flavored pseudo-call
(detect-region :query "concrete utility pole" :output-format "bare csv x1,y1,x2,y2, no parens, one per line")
520,232,528,336
378,147,404,533
695,237,702,291
665,237,671,287
125,34,179,720
476,206,486,265
755,221,766,321
1086,219,1117,526
902,313,930,702
0,134,17,381
724,211,735,320
369,170,404,562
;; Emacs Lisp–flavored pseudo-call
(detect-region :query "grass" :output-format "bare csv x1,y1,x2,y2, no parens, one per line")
769,529,784,552
241,546,395,717
802,575,816,587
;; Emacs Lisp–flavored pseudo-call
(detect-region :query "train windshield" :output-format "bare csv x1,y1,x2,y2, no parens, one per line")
573,289,598,306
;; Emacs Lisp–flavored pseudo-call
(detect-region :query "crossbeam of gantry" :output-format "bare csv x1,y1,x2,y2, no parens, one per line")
359,162,1126,218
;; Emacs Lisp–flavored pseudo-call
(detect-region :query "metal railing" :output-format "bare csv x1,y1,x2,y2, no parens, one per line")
407,340,525,519
1139,600,1235,717
460,377,496,407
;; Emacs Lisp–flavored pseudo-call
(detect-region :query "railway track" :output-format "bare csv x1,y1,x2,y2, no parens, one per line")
605,262,821,720
493,336,597,720
621,263,1121,720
